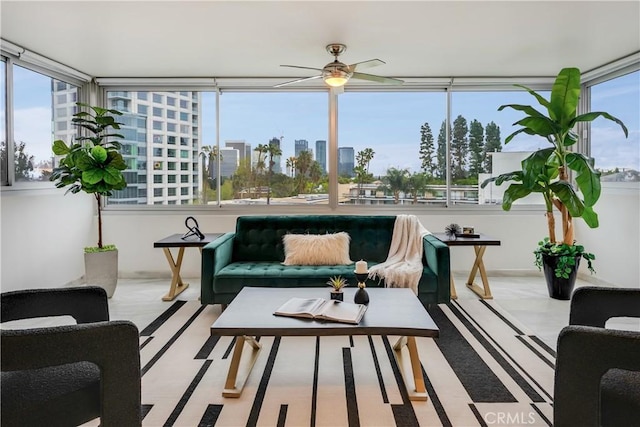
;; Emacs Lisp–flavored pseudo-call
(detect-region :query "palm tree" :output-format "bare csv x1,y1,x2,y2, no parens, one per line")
199,145,222,204
295,150,313,194
408,172,429,204
383,167,409,204
309,161,323,190
285,156,297,177
355,148,375,203
266,141,282,204
253,143,268,198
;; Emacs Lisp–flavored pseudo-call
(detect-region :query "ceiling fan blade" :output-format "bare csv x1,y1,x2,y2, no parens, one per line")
280,65,324,72
274,75,322,88
351,72,404,85
348,59,385,71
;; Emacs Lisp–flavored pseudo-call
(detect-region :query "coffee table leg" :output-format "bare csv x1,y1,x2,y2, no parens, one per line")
162,247,190,301
465,245,493,300
393,336,428,401
450,275,458,300
223,335,262,398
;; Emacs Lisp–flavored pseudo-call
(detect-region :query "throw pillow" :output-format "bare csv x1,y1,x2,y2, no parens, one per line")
282,232,353,266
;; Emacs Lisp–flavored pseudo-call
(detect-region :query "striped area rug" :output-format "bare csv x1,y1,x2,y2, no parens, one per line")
132,299,555,426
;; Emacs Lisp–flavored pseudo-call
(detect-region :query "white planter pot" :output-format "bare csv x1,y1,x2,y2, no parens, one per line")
84,249,118,298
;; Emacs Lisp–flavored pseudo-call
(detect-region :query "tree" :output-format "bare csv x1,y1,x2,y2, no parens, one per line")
468,119,485,176
309,161,323,190
1,141,35,181
383,167,409,204
253,143,269,198
199,145,221,204
355,148,375,203
419,122,436,176
231,158,252,198
436,120,449,180
266,140,282,205
407,172,429,204
451,115,468,181
483,121,502,173
285,156,296,177
295,150,313,194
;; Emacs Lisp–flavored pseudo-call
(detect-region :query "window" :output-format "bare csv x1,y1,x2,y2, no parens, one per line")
138,105,148,115
138,92,148,101
168,162,176,170
153,134,163,144
153,188,163,197
168,175,176,184
589,70,640,182
10,65,78,183
180,100,188,109
180,137,189,146
180,112,189,121
167,110,176,120
180,162,189,171
338,91,445,205
180,124,190,133
153,148,163,157
153,121,163,131
153,175,163,183
168,188,176,196
153,107,163,117
152,93,162,103
167,149,176,157
167,136,176,145
167,96,176,106
181,175,189,183
0,61,5,185
180,150,189,159
181,187,189,195
167,123,176,132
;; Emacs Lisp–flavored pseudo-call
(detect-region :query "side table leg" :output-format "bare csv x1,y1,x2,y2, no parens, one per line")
162,247,190,301
465,245,493,299
223,336,262,398
392,336,428,401
450,275,458,300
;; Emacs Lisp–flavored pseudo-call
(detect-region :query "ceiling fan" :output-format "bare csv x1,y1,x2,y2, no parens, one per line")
275,44,403,88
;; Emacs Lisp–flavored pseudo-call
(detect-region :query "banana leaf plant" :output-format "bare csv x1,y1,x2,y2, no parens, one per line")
50,103,127,250
481,68,628,275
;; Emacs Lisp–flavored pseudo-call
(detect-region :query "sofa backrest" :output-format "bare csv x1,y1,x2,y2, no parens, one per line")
233,215,396,263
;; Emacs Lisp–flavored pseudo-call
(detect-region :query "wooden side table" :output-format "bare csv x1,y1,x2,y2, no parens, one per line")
154,233,223,301
433,233,501,300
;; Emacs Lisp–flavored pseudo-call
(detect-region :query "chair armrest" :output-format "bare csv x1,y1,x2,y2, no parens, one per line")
570,287,640,327
1,321,141,426
554,325,640,427
423,234,451,302
1,286,109,324
201,232,235,304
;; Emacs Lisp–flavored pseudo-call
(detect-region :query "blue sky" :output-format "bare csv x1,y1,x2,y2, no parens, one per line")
10,65,640,177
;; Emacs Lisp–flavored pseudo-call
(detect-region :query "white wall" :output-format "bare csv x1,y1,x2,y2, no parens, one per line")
2,188,637,293
574,184,640,288
1,189,95,292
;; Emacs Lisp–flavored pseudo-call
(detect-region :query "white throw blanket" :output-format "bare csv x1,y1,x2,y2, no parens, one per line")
368,215,430,294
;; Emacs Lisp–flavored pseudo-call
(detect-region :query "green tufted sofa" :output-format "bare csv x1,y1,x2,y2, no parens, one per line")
201,215,450,306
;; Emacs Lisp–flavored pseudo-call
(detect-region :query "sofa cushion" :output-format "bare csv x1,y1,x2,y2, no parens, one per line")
282,232,353,266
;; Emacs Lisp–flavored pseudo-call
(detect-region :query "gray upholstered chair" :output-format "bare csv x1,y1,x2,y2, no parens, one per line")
1,286,141,427
554,286,640,427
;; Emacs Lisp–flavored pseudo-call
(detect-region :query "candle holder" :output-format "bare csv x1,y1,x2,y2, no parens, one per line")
354,272,370,305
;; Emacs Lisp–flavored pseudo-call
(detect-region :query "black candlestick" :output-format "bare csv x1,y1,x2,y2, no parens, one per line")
354,272,369,305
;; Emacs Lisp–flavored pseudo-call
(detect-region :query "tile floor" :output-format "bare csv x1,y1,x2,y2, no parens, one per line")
105,273,639,349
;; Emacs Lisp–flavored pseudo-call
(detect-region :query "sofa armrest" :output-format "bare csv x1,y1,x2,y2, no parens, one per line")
201,232,235,304
423,234,451,302
554,325,640,427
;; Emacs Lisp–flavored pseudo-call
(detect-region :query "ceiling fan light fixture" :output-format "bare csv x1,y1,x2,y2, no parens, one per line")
322,68,352,87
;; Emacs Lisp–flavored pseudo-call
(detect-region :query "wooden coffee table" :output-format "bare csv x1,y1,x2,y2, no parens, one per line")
210,287,439,401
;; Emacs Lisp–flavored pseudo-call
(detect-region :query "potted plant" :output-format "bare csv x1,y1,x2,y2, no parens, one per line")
481,67,628,299
50,102,127,297
327,275,348,301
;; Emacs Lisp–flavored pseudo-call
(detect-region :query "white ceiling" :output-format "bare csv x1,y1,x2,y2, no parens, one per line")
1,1,639,81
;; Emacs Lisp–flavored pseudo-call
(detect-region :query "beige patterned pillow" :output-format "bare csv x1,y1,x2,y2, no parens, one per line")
282,232,353,266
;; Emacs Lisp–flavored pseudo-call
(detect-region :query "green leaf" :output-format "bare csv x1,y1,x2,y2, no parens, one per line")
570,111,629,137
521,148,554,188
549,181,584,217
481,170,523,188
82,168,105,185
497,104,547,118
106,152,127,170
581,205,599,228
52,140,70,155
549,67,581,125
502,184,533,210
514,117,557,137
75,152,96,170
512,84,552,111
566,152,601,206
503,127,537,145
103,166,123,185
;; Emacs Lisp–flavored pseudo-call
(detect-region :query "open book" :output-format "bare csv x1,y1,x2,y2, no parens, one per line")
274,297,367,325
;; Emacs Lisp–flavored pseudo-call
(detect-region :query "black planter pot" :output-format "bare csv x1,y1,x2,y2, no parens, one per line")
542,254,581,300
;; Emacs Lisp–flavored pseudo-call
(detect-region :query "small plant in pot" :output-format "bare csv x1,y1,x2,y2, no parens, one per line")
327,276,348,301
481,67,627,300
50,103,127,298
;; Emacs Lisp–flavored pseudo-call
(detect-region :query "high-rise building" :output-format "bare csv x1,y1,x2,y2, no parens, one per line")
294,139,309,157
53,90,202,205
315,140,327,173
225,140,251,162
211,148,239,178
338,146,355,177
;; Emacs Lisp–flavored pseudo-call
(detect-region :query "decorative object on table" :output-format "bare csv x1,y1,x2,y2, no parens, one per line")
462,226,475,235
444,223,461,239
456,226,480,238
326,275,347,301
481,67,628,300
50,103,127,298
182,216,205,240
354,260,370,305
